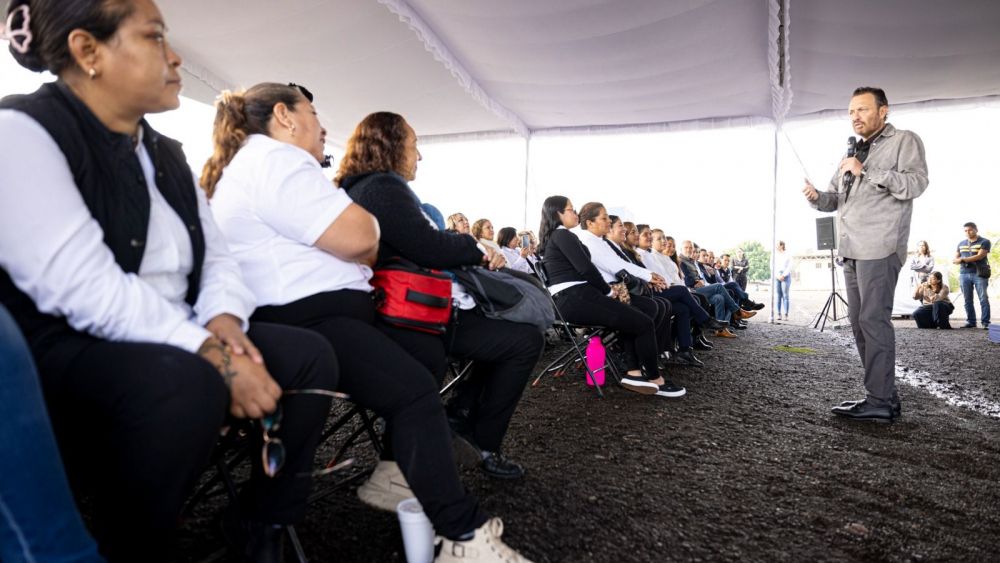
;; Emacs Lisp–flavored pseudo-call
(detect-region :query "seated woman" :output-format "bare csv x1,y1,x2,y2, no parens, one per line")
497,227,534,274
620,221,645,265
913,272,954,329
446,212,471,235
518,230,541,267
538,197,682,398
338,113,544,487
636,227,724,364
471,218,502,253
0,3,335,561
204,90,530,561
599,215,675,364
655,232,717,351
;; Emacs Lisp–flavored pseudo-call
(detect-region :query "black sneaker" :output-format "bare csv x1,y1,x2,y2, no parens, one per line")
673,349,704,368
655,381,686,398
480,452,525,480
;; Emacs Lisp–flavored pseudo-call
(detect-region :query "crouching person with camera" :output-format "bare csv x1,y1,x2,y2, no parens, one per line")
912,272,954,329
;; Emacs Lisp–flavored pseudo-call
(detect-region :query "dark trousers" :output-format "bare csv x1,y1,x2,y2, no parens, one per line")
379,307,544,453
253,290,486,539
843,255,902,407
913,301,954,329
553,284,659,378
631,294,672,354
654,286,710,350
35,323,335,561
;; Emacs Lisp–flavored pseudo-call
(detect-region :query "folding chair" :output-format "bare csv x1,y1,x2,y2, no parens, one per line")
183,421,312,563
529,260,622,397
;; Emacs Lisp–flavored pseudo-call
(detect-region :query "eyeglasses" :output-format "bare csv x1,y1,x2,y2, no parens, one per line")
259,388,351,478
563,207,577,214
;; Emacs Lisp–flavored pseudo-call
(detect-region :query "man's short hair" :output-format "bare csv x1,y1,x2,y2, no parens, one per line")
964,221,978,230
852,86,888,108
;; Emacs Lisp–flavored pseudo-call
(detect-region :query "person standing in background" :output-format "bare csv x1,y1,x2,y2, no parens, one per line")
732,248,750,290
908,240,934,285
774,241,792,321
954,222,991,329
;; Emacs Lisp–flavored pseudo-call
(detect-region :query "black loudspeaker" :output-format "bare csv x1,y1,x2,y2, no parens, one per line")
816,216,836,250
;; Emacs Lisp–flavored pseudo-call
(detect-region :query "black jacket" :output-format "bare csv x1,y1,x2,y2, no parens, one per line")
341,172,484,269
540,229,610,294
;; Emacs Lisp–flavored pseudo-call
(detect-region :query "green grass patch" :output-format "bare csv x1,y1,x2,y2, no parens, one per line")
772,344,817,354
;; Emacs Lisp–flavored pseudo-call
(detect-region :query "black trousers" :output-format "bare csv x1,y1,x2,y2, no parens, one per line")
379,307,544,453
631,294,672,354
252,290,486,539
553,283,659,378
35,323,335,562
913,301,954,329
654,285,710,350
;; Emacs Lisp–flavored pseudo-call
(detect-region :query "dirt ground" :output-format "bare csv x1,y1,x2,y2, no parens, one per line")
175,317,1000,563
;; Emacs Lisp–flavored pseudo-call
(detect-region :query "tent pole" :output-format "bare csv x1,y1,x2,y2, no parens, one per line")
522,136,531,230
770,127,778,324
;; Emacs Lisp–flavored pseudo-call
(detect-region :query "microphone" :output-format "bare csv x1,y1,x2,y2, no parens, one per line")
842,136,857,195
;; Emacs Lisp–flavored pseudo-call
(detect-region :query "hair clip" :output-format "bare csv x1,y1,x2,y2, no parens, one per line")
2,5,33,55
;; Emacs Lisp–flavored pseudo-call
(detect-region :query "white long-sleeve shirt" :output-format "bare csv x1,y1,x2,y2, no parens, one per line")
0,109,256,353
575,229,653,284
775,251,793,279
500,246,533,274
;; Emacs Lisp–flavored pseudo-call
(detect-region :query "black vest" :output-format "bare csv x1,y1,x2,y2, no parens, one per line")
0,81,205,358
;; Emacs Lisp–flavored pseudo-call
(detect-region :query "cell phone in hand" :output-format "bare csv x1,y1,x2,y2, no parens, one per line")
521,234,531,248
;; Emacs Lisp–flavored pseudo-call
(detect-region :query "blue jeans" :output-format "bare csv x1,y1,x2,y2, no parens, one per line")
694,283,739,321
0,305,104,563
775,277,791,315
959,272,991,326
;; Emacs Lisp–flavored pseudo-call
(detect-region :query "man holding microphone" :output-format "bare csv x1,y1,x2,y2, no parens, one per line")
803,87,929,422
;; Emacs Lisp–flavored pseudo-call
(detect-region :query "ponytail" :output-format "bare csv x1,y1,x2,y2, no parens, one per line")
201,90,248,197
200,82,309,197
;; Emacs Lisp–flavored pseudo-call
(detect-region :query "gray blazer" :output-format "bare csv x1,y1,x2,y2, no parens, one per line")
811,123,929,263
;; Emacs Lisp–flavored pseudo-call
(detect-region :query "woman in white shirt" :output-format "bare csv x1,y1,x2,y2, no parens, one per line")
0,2,335,559
202,84,523,560
496,227,534,274
575,206,685,396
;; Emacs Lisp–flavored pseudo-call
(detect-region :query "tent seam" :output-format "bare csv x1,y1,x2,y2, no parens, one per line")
377,0,532,138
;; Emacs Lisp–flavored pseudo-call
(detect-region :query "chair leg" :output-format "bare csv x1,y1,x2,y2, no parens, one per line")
287,525,308,563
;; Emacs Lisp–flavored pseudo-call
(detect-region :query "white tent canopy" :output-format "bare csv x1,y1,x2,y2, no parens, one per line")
160,0,1000,144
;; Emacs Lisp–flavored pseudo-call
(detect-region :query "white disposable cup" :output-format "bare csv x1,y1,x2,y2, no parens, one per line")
397,498,435,563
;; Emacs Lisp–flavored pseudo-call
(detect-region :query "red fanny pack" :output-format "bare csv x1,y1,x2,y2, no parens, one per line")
371,259,453,334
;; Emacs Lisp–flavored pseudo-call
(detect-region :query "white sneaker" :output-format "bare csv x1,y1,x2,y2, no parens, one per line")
436,518,533,562
357,461,413,512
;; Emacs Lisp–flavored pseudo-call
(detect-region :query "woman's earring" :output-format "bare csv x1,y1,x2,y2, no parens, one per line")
88,68,97,79
290,124,296,136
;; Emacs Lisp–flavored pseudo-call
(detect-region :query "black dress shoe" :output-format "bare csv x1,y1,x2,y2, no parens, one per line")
838,399,901,418
694,335,714,350
702,317,729,331
481,452,525,480
830,399,894,422
674,349,704,368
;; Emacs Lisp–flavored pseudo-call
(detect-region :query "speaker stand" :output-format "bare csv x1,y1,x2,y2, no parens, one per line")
811,249,849,332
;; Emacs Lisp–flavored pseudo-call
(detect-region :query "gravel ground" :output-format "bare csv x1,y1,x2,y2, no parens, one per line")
174,317,1000,562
